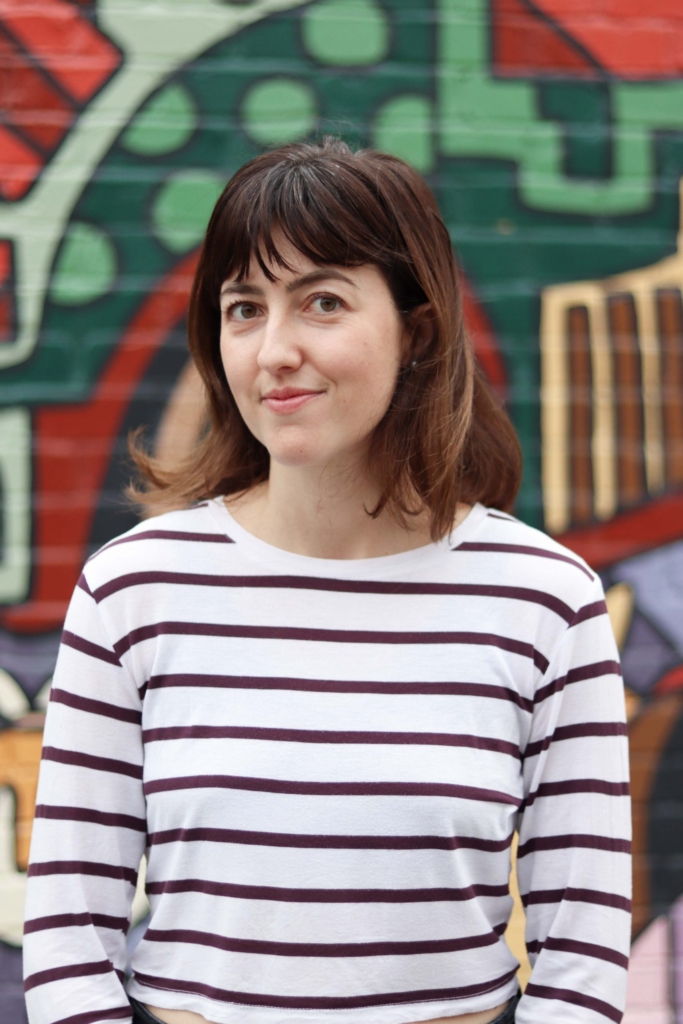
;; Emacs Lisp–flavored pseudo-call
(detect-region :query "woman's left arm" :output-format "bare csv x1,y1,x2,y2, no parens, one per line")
515,575,631,1024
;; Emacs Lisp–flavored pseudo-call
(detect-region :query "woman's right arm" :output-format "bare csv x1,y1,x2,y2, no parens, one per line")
23,573,145,1024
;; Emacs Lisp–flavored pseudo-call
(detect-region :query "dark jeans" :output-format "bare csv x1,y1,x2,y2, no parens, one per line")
490,988,521,1023
130,999,167,1024
130,991,521,1024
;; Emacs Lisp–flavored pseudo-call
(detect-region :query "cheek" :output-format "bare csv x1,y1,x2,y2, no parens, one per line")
219,330,233,378
220,334,252,395
345,330,402,410
219,336,260,429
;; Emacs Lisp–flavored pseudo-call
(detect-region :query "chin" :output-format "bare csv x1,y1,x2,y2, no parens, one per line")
261,425,334,468
259,424,365,471
268,446,328,468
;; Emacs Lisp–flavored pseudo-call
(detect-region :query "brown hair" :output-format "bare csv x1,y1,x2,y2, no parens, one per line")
130,137,522,540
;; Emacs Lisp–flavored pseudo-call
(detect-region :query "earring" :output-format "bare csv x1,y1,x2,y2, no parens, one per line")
410,359,418,368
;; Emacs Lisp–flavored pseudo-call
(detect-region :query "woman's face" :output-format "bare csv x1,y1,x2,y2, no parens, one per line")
219,238,409,473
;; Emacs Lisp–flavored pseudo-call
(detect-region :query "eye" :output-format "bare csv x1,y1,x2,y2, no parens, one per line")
227,302,260,322
310,294,341,314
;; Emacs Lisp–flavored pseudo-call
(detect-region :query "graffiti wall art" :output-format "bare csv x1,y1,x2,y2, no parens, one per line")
1,1,683,1021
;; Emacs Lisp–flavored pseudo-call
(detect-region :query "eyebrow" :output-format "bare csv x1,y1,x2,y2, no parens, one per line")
220,269,358,298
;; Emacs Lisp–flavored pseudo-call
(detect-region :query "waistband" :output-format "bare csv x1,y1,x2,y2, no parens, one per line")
129,992,522,1024
130,999,168,1024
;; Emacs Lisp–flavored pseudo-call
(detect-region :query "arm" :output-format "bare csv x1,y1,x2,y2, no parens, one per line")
515,577,631,1024
23,575,145,1024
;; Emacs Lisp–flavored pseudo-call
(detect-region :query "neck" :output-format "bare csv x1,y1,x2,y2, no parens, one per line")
226,457,436,560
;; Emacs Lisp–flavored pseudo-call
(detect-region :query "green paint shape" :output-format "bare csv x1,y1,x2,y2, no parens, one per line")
242,78,316,146
374,94,433,172
50,222,117,305
539,82,610,180
435,0,683,215
303,0,389,66
121,83,197,156
152,170,224,253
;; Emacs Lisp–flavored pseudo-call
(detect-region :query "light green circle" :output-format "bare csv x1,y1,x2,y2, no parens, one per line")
302,0,389,66
152,170,223,254
242,78,317,146
50,222,117,305
374,94,434,173
121,83,197,156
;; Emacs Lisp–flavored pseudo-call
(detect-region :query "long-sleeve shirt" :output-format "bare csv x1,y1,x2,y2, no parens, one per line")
23,499,631,1024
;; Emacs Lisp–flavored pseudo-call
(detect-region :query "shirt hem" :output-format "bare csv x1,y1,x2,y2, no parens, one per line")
127,975,519,1024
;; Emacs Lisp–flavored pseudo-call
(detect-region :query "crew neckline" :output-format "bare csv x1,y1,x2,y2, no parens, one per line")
206,497,488,577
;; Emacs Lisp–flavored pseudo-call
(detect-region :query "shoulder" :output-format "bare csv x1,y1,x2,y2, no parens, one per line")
452,505,601,612
81,500,232,592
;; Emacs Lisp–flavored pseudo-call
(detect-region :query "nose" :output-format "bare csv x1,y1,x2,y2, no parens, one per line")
256,308,303,375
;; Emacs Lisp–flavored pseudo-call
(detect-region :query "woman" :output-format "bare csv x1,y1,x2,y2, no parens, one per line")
23,139,631,1024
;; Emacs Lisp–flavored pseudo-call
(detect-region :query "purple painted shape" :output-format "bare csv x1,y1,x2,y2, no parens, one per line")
0,628,60,702
614,541,683,658
621,611,679,694
0,941,28,1024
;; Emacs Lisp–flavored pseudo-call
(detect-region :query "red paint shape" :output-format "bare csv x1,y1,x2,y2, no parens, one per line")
654,664,683,696
530,0,683,79
0,238,12,281
1,252,199,634
0,0,121,104
530,1,683,20
557,491,683,570
0,238,15,342
0,26,75,152
0,292,13,342
0,122,43,200
461,269,508,398
492,0,599,77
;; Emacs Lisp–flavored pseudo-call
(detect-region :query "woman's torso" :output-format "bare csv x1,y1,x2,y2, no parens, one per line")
20,493,632,1024
114,499,533,1022
28,496,606,1024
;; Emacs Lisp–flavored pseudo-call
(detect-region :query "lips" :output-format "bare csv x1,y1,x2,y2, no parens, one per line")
262,387,324,414
264,387,320,400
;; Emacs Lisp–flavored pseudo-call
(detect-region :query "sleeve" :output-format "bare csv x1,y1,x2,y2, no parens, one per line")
23,574,145,1024
515,575,631,1024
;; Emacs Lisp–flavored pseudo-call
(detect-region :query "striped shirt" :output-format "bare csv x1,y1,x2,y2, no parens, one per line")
23,499,631,1024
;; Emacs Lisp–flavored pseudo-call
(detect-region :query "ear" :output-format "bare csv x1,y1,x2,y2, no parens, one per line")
400,303,435,367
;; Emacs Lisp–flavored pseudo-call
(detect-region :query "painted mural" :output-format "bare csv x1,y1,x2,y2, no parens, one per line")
1,0,682,1020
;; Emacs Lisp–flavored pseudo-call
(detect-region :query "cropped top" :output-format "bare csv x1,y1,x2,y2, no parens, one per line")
23,499,631,1024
